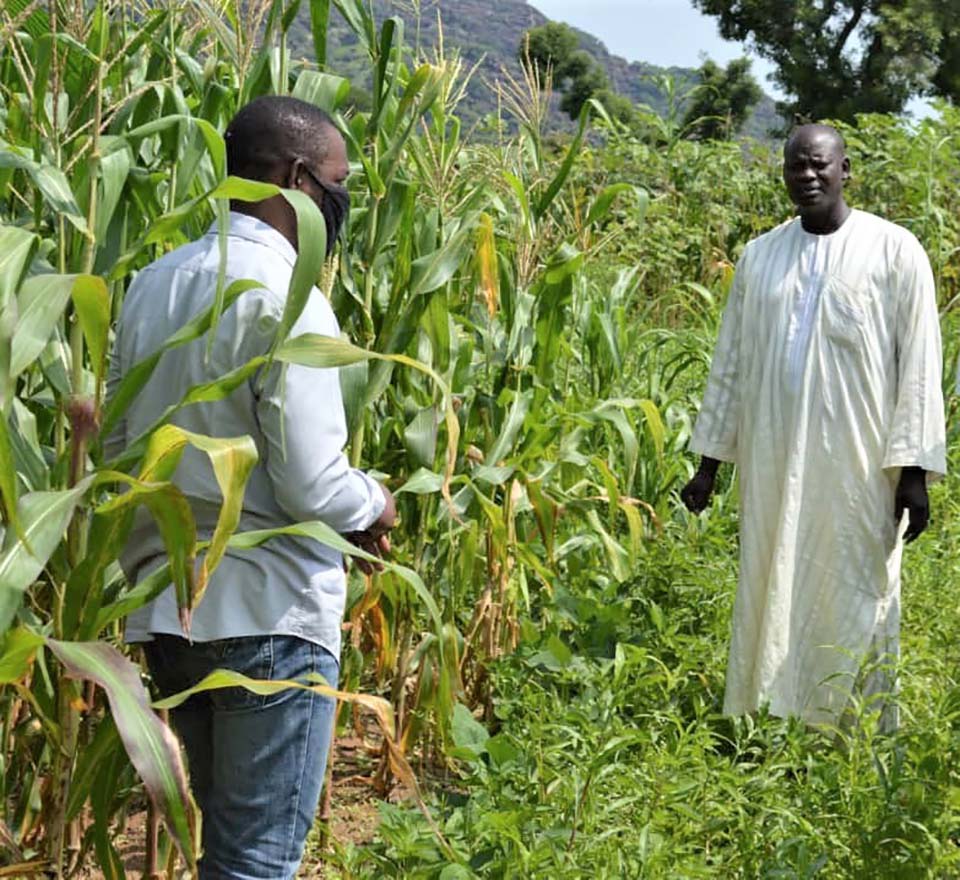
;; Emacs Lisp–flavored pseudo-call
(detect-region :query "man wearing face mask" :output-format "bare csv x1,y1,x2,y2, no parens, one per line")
106,96,395,879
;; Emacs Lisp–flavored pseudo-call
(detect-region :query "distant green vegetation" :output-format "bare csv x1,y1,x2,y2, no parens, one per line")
1,1,959,877
519,22,763,141
322,107,960,878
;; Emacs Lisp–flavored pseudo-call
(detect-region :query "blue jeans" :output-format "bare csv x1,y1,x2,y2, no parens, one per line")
144,634,339,880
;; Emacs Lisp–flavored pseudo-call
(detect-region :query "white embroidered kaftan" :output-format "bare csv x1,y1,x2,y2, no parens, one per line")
691,210,946,725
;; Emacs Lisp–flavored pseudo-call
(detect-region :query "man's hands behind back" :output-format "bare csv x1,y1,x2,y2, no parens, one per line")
345,486,397,575
681,457,720,514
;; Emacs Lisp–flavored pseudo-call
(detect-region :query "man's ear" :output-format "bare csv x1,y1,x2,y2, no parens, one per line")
287,157,306,190
841,155,851,183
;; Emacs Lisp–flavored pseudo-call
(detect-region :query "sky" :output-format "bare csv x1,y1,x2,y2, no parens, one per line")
529,0,783,97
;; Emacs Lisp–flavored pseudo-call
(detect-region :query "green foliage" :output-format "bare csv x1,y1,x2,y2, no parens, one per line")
0,0,648,874
682,57,763,141
519,22,635,125
693,0,947,123
318,436,960,879
3,1,960,878
316,86,960,880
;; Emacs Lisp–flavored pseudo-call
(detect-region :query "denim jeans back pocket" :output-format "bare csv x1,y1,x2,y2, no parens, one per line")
209,636,275,712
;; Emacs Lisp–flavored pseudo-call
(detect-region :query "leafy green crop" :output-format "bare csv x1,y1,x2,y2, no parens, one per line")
2,1,960,878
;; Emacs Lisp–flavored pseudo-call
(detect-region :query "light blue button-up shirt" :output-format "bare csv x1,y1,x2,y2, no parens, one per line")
108,212,385,657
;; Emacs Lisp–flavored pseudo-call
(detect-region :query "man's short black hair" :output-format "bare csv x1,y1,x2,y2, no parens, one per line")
224,95,338,181
784,123,846,157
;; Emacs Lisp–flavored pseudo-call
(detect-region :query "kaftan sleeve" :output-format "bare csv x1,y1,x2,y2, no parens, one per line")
689,246,749,463
881,234,946,478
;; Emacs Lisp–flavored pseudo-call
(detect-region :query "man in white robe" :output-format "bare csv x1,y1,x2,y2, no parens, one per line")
681,124,946,727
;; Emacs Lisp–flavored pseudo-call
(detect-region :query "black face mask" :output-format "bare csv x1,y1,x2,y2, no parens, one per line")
319,181,349,256
303,165,350,256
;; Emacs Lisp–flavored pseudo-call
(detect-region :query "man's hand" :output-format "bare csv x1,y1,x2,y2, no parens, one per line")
344,486,397,575
344,531,391,575
895,466,929,544
680,457,720,514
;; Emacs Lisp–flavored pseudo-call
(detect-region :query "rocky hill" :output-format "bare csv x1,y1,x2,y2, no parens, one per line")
285,0,781,139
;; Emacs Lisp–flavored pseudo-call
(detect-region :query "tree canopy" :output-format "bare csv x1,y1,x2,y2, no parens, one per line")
692,0,949,121
682,57,762,139
519,22,635,124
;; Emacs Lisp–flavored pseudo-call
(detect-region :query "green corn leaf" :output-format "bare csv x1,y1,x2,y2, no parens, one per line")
9,274,76,379
90,560,173,637
127,178,325,364
11,274,109,395
94,140,133,245
638,398,666,459
535,102,589,219
194,1,241,69
370,18,401,131
111,358,266,471
125,115,226,182
109,176,274,281
70,275,111,385
114,426,257,632
0,226,34,417
544,243,583,285
394,63,435,123
0,478,92,634
266,188,327,360
152,667,393,729
585,509,630,583
504,172,534,239
66,713,123,821
409,216,477,296
486,389,531,466
338,118,386,198
227,520,443,636
332,0,376,61
0,148,89,236
64,469,182,641
274,333,375,368
94,472,197,637
176,429,258,615
9,399,47,493
151,667,420,795
46,639,197,873
594,402,640,487
404,406,439,468
396,468,444,495
378,66,444,188
585,183,639,226
274,333,460,501
450,702,489,760
0,414,22,547
0,225,36,314
280,0,304,33
308,0,330,67
292,70,350,113
0,627,44,683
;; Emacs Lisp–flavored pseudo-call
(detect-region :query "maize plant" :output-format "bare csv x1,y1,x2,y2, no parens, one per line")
0,0,672,875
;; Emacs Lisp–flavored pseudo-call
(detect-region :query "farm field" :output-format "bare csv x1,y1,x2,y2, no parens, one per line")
2,2,960,878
